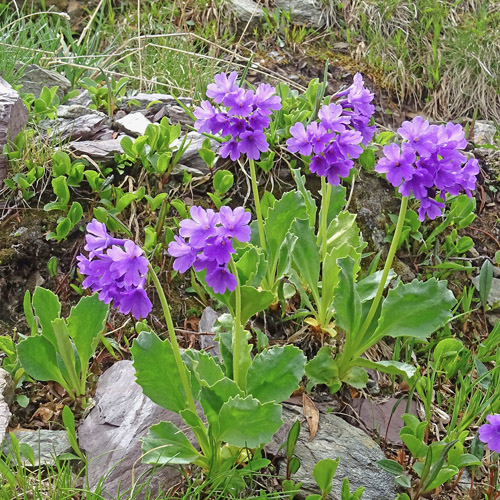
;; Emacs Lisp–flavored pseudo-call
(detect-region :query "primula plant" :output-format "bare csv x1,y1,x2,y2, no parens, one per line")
77,216,305,485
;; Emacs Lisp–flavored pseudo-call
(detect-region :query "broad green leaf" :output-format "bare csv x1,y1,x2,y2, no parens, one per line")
131,331,188,413
246,346,306,403
372,279,455,341
67,294,108,372
401,434,428,459
229,286,274,326
213,170,234,194
62,406,84,460
200,377,244,428
326,211,360,258
17,335,67,388
423,466,458,492
217,395,282,448
356,270,396,302
433,338,463,371
183,349,224,387
333,257,361,334
52,318,80,394
276,233,297,281
305,346,339,392
235,246,266,287
265,191,306,272
313,458,339,494
32,287,61,347
142,421,201,465
342,366,368,389
51,175,70,207
291,218,320,303
67,202,83,225
325,185,347,227
352,358,416,379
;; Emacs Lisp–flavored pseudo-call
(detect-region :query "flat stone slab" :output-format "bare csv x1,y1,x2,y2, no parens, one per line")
78,360,196,498
2,430,71,466
0,368,13,443
0,76,29,181
116,112,152,136
277,405,397,500
16,64,71,100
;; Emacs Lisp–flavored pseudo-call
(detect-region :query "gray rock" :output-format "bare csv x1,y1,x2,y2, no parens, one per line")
42,113,109,142
276,405,397,500
274,0,326,27
126,93,191,110
116,112,152,136
2,430,71,466
78,360,197,499
198,307,221,357
226,0,265,25
171,131,216,175
64,89,92,107
56,105,103,119
68,138,126,164
472,120,497,146
15,64,71,100
0,368,13,443
0,76,29,182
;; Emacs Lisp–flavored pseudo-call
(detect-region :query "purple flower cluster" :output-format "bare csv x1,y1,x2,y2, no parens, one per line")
286,73,375,186
479,414,500,453
168,206,251,294
77,219,152,319
375,116,479,220
194,72,281,161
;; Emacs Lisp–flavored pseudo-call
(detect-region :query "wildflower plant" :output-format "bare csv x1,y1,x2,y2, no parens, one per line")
77,218,305,480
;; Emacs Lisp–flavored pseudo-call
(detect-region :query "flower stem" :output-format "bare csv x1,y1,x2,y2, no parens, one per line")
229,258,244,388
318,178,332,260
354,196,409,353
249,159,266,251
148,264,197,414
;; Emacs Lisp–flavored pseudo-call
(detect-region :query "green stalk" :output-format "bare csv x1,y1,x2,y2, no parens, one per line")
352,196,409,355
318,178,332,260
248,159,266,251
229,258,244,388
148,264,196,412
148,264,211,457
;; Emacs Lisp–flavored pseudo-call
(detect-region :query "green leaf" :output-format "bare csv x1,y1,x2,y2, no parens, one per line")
305,346,340,392
142,421,201,465
17,335,67,388
265,191,306,272
23,290,37,336
313,458,339,494
67,294,108,376
401,434,428,459
292,168,316,226
62,406,85,460
291,218,320,301
213,170,234,194
216,395,283,448
51,175,70,208
286,420,301,460
423,466,458,492
131,331,188,413
68,202,83,225
229,286,274,326
246,346,306,403
352,358,416,379
479,259,493,306
334,257,361,334
372,279,455,341
183,349,224,387
199,377,244,428
235,246,266,287
32,287,61,347
358,148,375,171
356,270,396,302
377,459,405,476
342,366,368,389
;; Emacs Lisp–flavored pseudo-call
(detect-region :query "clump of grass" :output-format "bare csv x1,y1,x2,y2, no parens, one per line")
323,0,500,121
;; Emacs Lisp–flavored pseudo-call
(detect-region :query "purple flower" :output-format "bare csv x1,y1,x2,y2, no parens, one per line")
376,143,416,187
287,122,313,156
193,73,281,163
168,206,251,295
78,219,152,319
84,219,125,256
179,206,219,248
254,83,282,115
238,129,269,160
224,89,255,117
206,72,239,104
318,103,350,133
398,117,438,155
479,414,500,453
